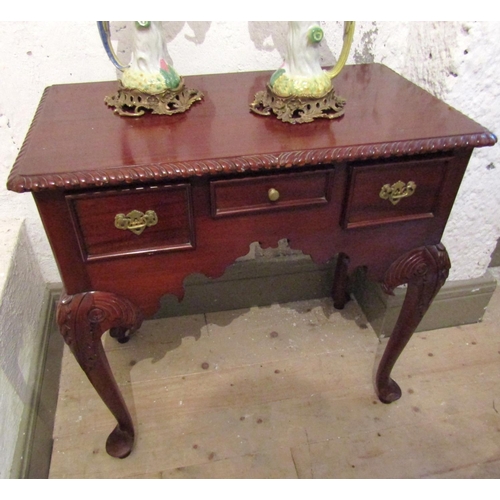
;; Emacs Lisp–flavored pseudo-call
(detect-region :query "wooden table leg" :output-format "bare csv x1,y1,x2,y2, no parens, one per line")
56,291,143,458
375,243,450,403
333,252,350,310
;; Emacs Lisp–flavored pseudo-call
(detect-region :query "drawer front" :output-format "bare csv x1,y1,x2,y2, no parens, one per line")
67,184,194,261
343,157,450,229
210,170,330,217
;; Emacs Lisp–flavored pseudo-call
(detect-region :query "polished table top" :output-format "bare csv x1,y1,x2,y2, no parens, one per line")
8,64,496,193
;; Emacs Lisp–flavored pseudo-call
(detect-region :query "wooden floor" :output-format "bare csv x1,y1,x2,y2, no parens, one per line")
49,274,500,479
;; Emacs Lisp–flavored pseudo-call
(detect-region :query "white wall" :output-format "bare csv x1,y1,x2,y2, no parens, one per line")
370,22,500,279
0,220,47,478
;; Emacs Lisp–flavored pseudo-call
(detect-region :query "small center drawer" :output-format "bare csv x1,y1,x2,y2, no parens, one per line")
67,184,195,261
210,170,330,218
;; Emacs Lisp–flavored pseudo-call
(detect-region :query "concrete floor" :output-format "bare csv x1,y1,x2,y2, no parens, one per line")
49,275,500,479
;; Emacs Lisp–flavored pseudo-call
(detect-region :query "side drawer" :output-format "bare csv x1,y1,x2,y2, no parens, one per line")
210,170,330,218
343,157,451,229
67,184,195,261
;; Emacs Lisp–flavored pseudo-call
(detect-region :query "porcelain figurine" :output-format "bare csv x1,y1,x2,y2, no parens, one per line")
251,21,355,124
97,21,203,116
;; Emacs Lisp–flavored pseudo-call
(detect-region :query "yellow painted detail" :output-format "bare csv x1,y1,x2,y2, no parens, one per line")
121,68,170,95
271,72,333,98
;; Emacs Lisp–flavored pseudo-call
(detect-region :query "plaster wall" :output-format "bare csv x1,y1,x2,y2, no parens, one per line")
0,219,46,478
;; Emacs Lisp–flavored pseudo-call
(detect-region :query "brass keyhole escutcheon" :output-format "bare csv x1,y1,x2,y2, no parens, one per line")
268,188,280,202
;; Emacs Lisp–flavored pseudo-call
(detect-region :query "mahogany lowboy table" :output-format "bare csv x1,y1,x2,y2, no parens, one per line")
8,64,496,458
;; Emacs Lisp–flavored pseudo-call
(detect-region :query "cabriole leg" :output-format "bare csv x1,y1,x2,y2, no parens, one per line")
56,291,143,458
376,244,450,403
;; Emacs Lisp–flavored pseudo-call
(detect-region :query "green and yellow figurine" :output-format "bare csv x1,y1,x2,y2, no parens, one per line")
251,22,355,124
97,21,203,116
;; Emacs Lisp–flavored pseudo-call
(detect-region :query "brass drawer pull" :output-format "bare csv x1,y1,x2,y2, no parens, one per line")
379,180,416,205
115,210,158,235
268,188,280,202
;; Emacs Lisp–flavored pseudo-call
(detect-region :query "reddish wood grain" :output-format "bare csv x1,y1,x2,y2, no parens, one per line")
57,291,143,458
7,65,496,193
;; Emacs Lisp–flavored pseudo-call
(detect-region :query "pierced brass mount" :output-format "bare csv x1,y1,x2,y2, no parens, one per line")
115,210,158,235
379,181,417,205
250,85,346,124
105,78,203,117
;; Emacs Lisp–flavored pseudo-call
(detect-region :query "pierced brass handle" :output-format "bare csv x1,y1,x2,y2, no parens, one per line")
114,209,158,235
268,188,280,202
379,181,417,205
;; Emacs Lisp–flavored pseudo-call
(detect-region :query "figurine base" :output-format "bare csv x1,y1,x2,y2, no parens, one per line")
105,79,203,117
250,85,346,124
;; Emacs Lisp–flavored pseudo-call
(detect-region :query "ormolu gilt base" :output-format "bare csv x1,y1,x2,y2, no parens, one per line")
250,85,346,124
105,79,203,117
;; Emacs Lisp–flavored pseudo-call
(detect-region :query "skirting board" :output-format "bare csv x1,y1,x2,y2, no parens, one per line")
154,254,336,318
12,286,63,479
352,269,497,338
154,257,496,339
